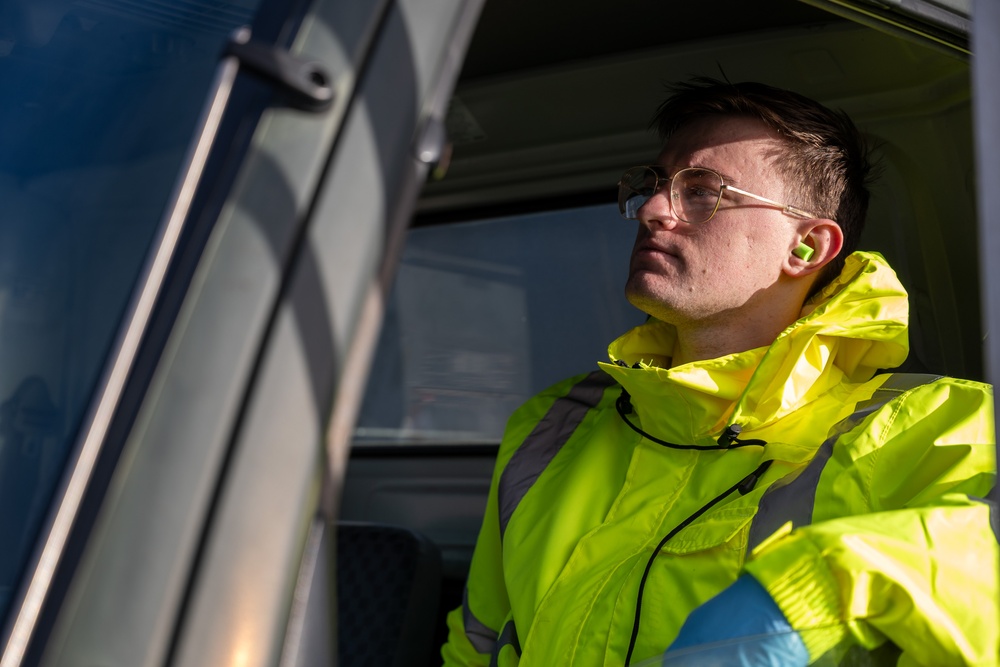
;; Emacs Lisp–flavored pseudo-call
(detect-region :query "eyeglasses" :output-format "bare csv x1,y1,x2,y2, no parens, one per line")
617,165,819,223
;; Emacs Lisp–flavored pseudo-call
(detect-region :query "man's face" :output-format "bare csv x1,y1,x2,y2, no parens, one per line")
625,115,802,327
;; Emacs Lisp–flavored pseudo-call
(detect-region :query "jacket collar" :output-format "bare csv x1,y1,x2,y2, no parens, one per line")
598,251,910,444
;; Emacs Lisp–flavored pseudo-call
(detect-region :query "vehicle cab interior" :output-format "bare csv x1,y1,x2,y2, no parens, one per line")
0,0,990,666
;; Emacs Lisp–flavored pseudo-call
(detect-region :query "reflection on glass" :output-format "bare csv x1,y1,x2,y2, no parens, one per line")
0,0,259,624
354,204,646,445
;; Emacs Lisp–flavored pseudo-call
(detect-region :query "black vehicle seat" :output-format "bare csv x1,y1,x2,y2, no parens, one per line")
337,522,443,667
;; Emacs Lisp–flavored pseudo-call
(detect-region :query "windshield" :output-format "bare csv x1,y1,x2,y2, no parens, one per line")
0,0,259,623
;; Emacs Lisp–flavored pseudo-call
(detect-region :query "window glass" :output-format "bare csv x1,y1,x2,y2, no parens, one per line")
354,203,646,445
0,0,259,620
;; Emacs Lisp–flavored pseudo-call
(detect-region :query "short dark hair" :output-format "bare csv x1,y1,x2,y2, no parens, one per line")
651,78,875,290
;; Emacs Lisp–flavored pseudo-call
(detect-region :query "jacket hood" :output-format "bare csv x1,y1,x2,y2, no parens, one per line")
598,251,910,442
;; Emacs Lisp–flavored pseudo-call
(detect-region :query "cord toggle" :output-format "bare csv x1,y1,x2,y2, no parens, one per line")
737,460,774,495
617,388,634,415
717,424,768,449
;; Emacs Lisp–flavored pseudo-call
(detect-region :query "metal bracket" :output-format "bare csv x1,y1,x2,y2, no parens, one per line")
226,27,334,112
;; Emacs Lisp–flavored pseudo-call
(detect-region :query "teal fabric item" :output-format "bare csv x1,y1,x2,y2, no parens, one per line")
664,575,808,667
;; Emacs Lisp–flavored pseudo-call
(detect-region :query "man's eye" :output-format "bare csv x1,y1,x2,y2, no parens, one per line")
685,185,717,199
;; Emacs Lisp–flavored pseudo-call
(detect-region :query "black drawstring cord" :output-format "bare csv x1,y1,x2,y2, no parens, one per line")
616,388,767,450
622,459,775,666
614,381,772,665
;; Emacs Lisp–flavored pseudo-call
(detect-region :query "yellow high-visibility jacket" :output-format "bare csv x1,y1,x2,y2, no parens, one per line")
441,252,997,667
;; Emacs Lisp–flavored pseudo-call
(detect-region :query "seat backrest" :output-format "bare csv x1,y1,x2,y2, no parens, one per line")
336,521,443,667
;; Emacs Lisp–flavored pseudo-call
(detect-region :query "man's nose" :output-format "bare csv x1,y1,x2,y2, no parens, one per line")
636,190,679,230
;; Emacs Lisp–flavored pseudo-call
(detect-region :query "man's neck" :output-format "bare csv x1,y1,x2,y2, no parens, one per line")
670,325,778,367
668,299,804,368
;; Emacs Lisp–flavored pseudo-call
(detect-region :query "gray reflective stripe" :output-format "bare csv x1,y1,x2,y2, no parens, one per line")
747,374,942,551
463,586,498,654
488,619,521,667
971,496,1000,543
498,370,615,539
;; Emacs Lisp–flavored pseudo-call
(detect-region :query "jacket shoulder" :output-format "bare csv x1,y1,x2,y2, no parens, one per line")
829,372,995,512
497,370,618,462
868,373,993,425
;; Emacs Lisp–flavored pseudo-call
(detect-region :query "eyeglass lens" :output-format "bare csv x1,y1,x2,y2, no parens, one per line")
618,167,724,223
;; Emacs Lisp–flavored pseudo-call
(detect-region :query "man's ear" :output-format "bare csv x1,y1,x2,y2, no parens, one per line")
783,219,843,277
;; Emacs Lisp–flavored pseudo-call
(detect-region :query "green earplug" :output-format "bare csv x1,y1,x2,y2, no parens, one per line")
793,242,815,261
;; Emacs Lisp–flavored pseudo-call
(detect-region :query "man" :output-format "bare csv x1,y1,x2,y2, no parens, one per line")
440,80,997,666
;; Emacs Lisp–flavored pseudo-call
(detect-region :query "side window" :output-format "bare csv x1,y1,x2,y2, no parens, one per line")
354,202,645,445
0,0,259,622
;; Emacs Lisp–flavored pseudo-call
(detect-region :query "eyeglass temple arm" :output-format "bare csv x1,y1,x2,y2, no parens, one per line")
723,184,818,219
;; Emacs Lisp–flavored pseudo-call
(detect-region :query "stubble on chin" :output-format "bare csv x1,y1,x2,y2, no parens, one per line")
625,272,679,323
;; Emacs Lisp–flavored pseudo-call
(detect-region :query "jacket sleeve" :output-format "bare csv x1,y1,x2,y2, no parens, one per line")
441,377,581,666
743,377,997,666
440,438,514,667
440,470,508,667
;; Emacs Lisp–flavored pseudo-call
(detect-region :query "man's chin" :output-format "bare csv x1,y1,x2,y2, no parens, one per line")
625,286,678,321
627,272,672,299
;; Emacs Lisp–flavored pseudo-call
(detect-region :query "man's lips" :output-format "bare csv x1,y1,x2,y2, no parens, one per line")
633,240,681,264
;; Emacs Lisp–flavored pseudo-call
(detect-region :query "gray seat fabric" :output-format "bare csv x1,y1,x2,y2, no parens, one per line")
337,522,442,667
